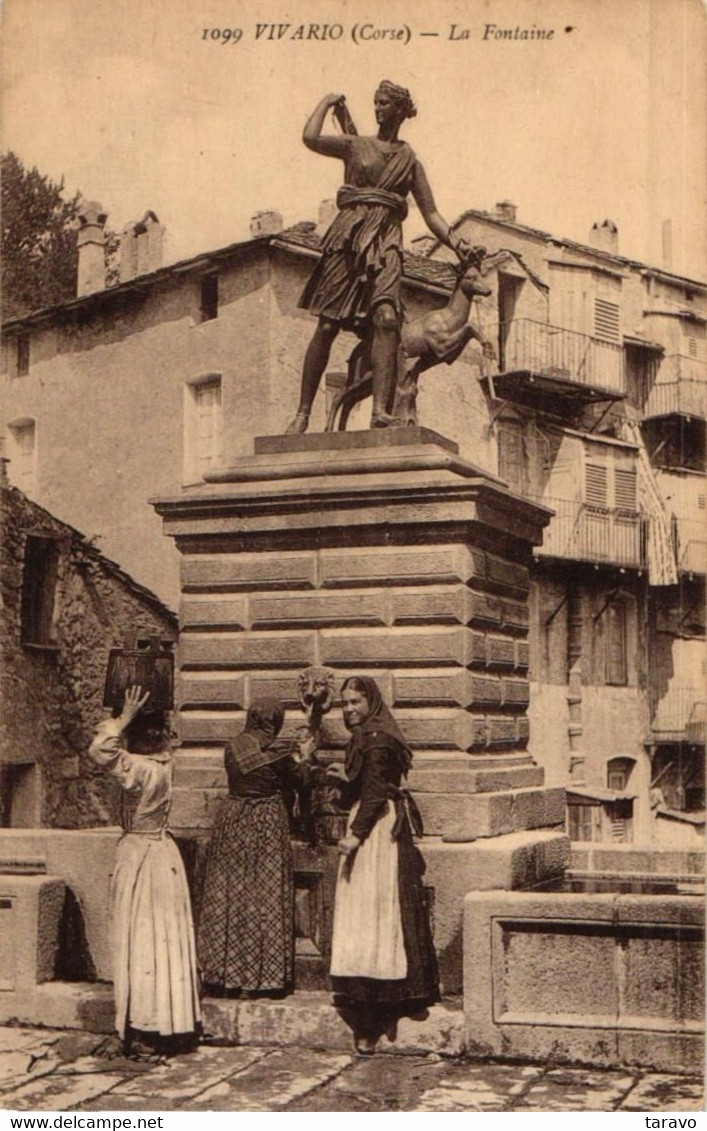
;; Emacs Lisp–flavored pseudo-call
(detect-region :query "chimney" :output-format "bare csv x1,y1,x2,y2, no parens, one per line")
589,219,619,255
493,200,517,224
250,210,283,238
120,211,164,282
315,199,337,237
76,200,107,295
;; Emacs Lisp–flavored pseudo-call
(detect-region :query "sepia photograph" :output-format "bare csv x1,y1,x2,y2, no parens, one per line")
0,0,705,1115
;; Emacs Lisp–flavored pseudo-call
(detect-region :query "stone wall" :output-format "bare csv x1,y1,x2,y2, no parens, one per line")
0,484,177,828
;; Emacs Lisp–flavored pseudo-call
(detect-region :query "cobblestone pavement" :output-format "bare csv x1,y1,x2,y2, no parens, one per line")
0,1028,703,1113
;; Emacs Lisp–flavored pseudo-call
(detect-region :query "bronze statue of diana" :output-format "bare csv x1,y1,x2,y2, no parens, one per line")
285,81,472,434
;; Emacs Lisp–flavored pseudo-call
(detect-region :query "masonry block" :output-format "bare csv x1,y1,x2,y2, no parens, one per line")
467,632,487,667
409,764,545,794
180,632,316,669
511,786,565,829
180,596,248,629
392,671,467,708
420,787,564,840
250,591,388,629
485,636,516,670
451,830,570,890
0,875,65,999
464,590,505,630
321,627,468,668
468,675,504,707
501,678,530,707
516,718,530,746
181,552,316,592
247,673,306,707
319,545,485,589
487,716,519,749
391,588,466,625
179,675,246,709
485,553,529,595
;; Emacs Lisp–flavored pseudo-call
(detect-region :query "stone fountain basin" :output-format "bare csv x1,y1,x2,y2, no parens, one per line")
463,887,704,1074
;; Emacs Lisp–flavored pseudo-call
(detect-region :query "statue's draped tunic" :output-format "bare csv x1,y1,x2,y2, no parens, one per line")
299,136,417,331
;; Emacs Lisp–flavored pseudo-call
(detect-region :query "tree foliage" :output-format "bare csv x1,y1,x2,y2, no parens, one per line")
1,151,118,321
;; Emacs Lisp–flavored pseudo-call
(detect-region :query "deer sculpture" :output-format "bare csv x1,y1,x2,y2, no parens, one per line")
325,249,496,431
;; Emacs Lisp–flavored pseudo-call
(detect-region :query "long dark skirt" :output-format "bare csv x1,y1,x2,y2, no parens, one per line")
331,820,439,1006
197,795,294,992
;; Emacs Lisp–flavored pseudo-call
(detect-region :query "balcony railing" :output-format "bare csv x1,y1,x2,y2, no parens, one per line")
644,356,707,420
497,318,625,393
533,497,646,568
650,687,707,743
673,517,707,575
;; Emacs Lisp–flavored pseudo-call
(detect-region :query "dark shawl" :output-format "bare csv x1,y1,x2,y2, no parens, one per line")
227,698,291,775
343,676,412,783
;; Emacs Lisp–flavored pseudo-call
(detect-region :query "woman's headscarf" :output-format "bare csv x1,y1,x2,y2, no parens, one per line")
342,675,412,782
227,698,289,774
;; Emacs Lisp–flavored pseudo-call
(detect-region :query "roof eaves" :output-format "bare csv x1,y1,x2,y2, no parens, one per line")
2,234,273,332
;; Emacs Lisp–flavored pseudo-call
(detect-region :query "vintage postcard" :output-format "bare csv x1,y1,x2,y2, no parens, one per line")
1,0,705,1115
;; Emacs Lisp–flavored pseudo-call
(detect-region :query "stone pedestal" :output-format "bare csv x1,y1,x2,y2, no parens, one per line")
153,429,568,990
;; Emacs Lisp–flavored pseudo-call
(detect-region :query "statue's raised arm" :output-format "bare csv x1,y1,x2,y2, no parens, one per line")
286,81,473,435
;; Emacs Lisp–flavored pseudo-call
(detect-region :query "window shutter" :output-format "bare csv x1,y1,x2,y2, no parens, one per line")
605,602,628,685
585,462,608,506
594,298,620,342
498,421,525,493
614,467,637,510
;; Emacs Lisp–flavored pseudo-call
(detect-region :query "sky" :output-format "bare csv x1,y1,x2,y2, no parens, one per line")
2,0,706,279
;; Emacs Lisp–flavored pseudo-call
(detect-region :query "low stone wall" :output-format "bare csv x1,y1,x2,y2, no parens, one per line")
570,843,705,877
464,889,704,1074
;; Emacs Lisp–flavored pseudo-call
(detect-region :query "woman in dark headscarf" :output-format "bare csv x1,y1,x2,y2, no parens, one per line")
197,698,310,997
330,676,439,1053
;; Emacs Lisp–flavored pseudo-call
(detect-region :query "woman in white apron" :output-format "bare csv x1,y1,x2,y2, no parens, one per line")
89,685,201,1057
330,676,439,1054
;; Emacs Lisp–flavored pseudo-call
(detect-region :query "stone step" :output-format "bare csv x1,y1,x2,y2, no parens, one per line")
421,786,566,840
1,982,465,1056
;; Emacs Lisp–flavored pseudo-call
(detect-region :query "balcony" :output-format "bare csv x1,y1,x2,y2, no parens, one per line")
643,355,707,421
486,319,626,408
673,517,707,575
533,497,646,568
651,687,707,745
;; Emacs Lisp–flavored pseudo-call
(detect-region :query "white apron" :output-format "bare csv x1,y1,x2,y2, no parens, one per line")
330,801,407,980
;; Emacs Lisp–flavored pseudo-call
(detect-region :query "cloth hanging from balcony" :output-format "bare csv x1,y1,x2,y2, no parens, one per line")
617,420,678,586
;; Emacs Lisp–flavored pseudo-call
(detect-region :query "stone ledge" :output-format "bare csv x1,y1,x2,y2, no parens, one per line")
254,427,459,456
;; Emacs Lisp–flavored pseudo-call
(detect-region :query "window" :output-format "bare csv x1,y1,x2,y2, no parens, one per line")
7,419,37,495
16,332,30,376
583,445,637,511
200,275,219,322
606,756,635,791
498,419,526,493
594,298,620,343
604,601,628,685
21,535,60,646
184,375,223,483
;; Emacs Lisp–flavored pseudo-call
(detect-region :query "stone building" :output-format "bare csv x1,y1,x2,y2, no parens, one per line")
1,201,705,848
0,467,177,829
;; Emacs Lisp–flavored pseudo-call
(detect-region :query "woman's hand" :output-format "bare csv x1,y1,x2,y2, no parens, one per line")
337,834,361,857
297,733,318,762
322,93,345,109
326,763,348,783
118,684,150,729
